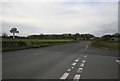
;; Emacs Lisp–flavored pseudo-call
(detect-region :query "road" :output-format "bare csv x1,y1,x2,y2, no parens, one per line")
2,41,119,81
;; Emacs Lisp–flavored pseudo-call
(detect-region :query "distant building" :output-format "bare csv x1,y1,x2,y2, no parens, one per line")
111,37,120,42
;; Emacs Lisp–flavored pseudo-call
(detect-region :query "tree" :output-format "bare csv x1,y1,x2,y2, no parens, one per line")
112,33,120,38
2,33,8,38
101,35,112,41
74,33,80,40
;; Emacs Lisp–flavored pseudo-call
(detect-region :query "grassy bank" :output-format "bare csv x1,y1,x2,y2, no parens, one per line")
91,40,120,51
2,38,76,52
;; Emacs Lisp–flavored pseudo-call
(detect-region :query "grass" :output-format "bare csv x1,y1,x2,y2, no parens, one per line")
91,40,120,51
2,38,76,52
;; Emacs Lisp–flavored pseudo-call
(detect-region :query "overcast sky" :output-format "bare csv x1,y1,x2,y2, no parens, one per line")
1,0,119,37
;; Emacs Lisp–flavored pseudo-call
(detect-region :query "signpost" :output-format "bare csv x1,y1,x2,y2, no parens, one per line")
10,28,19,39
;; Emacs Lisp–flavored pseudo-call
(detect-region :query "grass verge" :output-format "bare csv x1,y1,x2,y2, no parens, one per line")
91,40,120,51
2,38,77,52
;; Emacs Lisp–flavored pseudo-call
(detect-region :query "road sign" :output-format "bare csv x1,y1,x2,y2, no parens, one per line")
10,28,19,39
10,30,19,33
11,28,17,31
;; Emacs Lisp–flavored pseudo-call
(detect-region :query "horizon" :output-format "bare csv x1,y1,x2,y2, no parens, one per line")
1,32,119,38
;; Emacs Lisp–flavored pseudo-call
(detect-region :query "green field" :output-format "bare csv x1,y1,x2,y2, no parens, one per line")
91,40,120,51
2,38,76,52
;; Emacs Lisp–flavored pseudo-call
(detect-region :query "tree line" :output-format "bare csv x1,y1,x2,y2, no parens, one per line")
100,33,120,41
2,32,120,41
2,33,94,40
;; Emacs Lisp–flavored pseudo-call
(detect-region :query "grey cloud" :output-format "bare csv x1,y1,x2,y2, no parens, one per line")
93,22,118,36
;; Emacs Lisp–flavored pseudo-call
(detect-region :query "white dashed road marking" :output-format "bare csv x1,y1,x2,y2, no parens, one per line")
80,63,84,67
77,68,83,74
73,74,81,81
75,58,79,62
72,63,77,66
84,55,87,58
60,55,87,80
73,55,87,81
115,60,120,64
60,72,69,79
82,60,86,63
60,58,80,79
85,44,88,50
67,69,72,72
78,68,83,71
75,60,79,62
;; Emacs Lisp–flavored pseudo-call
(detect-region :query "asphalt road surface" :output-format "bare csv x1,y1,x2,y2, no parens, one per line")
2,41,119,80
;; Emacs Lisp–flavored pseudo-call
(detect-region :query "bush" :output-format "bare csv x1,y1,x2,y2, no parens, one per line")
91,40,119,51
2,41,27,47
2,38,75,51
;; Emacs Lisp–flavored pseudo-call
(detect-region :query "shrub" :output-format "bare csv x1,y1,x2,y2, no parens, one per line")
2,41,27,47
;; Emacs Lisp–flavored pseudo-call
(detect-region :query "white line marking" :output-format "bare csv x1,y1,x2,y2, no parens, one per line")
75,60,79,62
73,74,81,81
75,58,79,62
84,56,87,58
72,63,77,66
60,72,69,79
115,60,120,64
78,68,83,71
77,68,83,73
82,60,86,63
116,60,119,62
80,63,84,67
67,69,71,72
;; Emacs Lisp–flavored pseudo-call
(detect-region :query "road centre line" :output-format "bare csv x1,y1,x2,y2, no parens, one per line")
72,63,77,66
73,55,87,81
60,58,80,79
84,55,87,58
77,68,83,74
75,60,79,62
75,58,79,62
72,58,80,66
73,74,81,81
78,68,83,71
82,60,86,63
60,72,69,79
67,68,72,72
80,63,84,67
